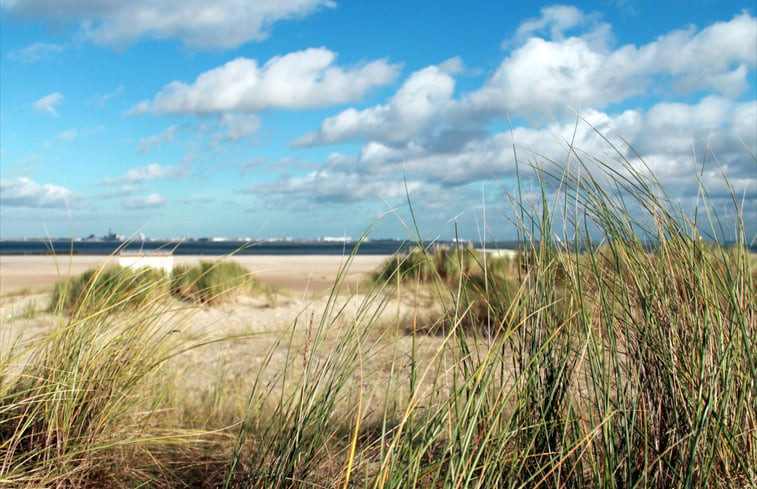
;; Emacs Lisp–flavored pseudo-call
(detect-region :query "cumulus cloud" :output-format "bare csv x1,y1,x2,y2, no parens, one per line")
101,163,191,185
33,92,63,117
138,125,179,153
130,48,399,115
3,0,334,49
295,61,458,146
7,41,64,63
0,177,73,207
123,193,166,209
469,11,756,116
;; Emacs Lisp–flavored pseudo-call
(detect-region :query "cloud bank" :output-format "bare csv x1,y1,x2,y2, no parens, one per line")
248,9,756,236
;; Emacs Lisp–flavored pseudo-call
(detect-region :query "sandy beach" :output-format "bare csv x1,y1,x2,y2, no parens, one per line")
0,254,391,295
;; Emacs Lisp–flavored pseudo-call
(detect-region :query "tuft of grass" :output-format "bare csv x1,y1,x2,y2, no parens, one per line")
373,243,482,285
170,260,272,305
49,265,167,315
374,245,522,333
49,260,277,315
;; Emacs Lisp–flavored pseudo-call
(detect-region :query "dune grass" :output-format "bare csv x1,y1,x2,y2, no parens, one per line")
50,265,168,314
1,137,755,487
50,260,275,315
171,260,274,305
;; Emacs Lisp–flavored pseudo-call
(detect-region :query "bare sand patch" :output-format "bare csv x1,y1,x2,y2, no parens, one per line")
0,254,390,295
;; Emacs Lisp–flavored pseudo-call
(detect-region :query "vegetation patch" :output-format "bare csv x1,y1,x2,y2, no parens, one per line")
374,246,521,333
50,265,167,314
170,260,271,305
50,260,276,316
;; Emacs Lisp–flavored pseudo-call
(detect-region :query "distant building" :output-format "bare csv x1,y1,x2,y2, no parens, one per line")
104,228,125,241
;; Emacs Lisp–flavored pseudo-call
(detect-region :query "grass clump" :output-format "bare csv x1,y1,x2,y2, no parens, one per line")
374,245,521,333
170,260,267,305
373,244,484,284
50,265,167,315
49,260,274,315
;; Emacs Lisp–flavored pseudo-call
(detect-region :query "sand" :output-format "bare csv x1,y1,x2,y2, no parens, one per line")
0,254,391,295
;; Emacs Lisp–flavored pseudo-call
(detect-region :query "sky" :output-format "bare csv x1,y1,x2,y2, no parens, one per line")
1,1,755,241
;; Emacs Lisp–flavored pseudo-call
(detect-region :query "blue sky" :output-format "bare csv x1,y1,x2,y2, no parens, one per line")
1,1,755,241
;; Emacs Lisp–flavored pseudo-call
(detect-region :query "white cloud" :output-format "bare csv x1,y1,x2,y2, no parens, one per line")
220,113,261,141
7,41,65,63
130,48,399,115
0,177,73,207
359,142,403,166
101,163,191,185
295,61,457,146
638,14,756,87
4,0,335,49
138,125,179,153
469,11,757,116
33,92,63,117
471,36,615,116
123,193,166,209
513,5,588,42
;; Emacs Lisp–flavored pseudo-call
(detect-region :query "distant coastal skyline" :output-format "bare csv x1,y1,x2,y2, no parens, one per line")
1,1,755,241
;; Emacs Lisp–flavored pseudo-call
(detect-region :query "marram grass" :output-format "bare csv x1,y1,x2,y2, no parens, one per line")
50,260,274,314
1,140,755,487
170,260,273,305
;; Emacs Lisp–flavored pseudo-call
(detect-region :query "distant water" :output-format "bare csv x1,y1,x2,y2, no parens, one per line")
0,239,519,256
1,239,751,256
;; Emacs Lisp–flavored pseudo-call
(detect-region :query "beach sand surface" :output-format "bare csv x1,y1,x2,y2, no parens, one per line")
0,254,390,295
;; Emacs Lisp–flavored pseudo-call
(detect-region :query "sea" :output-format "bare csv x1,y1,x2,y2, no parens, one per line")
0,239,521,256
1,239,751,256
